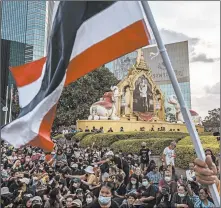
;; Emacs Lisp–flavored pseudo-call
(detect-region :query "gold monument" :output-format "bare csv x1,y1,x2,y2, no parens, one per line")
77,49,204,133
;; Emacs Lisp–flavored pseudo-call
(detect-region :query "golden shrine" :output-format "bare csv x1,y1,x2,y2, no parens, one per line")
77,49,204,133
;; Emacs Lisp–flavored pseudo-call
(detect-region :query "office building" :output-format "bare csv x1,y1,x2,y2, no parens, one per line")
1,1,54,62
105,41,191,120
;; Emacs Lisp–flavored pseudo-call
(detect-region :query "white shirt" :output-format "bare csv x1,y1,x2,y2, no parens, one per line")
163,147,175,166
186,169,195,182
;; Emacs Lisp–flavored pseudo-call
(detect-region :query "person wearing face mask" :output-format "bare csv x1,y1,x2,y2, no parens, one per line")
159,169,177,199
126,174,140,194
137,176,157,208
89,182,119,208
171,184,194,208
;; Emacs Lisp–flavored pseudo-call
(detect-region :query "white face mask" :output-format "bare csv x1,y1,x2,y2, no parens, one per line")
178,193,185,197
86,197,93,204
165,176,171,182
142,181,149,187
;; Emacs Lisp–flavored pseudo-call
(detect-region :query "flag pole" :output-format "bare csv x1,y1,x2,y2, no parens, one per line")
9,84,14,123
4,85,9,125
141,1,220,206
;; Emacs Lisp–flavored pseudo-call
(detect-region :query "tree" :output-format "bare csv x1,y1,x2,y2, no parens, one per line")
203,108,220,132
53,66,119,130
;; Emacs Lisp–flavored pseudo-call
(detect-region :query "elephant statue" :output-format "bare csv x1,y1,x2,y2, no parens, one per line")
168,95,202,125
88,86,120,120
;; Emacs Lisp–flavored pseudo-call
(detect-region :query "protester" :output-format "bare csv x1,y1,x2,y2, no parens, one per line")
1,135,220,208
139,142,150,171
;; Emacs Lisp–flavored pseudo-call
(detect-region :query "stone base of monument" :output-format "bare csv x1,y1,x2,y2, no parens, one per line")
77,120,204,133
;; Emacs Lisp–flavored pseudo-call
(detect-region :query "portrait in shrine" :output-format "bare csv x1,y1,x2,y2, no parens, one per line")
133,75,154,113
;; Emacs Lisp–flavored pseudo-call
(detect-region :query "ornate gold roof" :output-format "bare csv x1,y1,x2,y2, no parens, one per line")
135,49,149,70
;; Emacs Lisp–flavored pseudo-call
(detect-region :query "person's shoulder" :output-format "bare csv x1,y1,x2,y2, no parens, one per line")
111,199,121,208
88,200,100,208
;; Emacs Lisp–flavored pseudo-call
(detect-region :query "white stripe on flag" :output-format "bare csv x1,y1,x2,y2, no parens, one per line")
71,1,146,59
18,64,46,108
1,74,66,148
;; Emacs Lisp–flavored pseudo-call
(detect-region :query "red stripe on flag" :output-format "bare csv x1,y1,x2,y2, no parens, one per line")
11,57,46,87
28,104,57,151
65,20,149,86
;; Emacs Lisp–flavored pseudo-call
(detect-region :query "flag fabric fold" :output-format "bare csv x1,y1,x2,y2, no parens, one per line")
1,1,151,151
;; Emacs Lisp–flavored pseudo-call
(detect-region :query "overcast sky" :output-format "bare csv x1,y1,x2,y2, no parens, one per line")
148,1,220,119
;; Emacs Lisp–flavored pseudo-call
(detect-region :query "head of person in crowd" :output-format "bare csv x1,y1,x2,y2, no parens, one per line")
98,182,115,207
76,188,84,202
169,141,176,150
177,184,187,197
56,148,63,155
66,195,76,208
23,194,33,208
161,185,170,196
141,142,146,149
126,192,137,206
128,174,139,191
141,176,150,187
85,191,96,205
164,168,172,183
205,148,216,164
198,187,213,205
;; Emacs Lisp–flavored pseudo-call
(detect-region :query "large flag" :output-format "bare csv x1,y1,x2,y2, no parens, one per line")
1,1,152,151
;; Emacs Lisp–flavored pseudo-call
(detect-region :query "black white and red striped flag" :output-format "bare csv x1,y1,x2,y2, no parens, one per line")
1,1,152,151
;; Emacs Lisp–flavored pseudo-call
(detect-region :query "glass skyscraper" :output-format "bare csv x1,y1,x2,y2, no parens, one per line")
105,41,192,120
1,1,54,63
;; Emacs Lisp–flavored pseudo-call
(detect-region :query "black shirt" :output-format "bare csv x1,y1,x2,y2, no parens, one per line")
137,185,156,206
111,156,129,172
139,148,150,163
116,183,127,196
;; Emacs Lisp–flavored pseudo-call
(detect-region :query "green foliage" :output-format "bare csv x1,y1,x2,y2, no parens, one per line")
72,132,94,141
53,66,119,130
53,134,64,140
203,108,220,132
110,138,177,155
176,136,220,169
80,132,188,148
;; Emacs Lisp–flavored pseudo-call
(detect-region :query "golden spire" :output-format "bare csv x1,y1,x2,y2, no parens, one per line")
135,49,148,70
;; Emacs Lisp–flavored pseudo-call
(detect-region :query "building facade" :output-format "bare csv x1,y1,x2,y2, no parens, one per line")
1,1,54,124
1,1,54,62
105,41,191,120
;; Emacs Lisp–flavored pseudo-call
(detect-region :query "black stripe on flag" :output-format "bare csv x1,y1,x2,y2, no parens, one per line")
19,1,116,118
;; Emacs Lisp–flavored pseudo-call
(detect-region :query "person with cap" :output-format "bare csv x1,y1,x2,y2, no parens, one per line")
139,142,151,171
1,187,13,207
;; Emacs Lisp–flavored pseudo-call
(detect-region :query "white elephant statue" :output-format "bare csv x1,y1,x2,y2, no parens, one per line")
168,95,202,125
88,86,120,120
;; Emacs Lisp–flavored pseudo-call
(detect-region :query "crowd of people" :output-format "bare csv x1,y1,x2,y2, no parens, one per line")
1,137,220,208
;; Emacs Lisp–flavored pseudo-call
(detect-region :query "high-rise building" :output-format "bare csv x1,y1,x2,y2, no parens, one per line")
1,1,54,63
105,41,191,120
1,1,54,124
